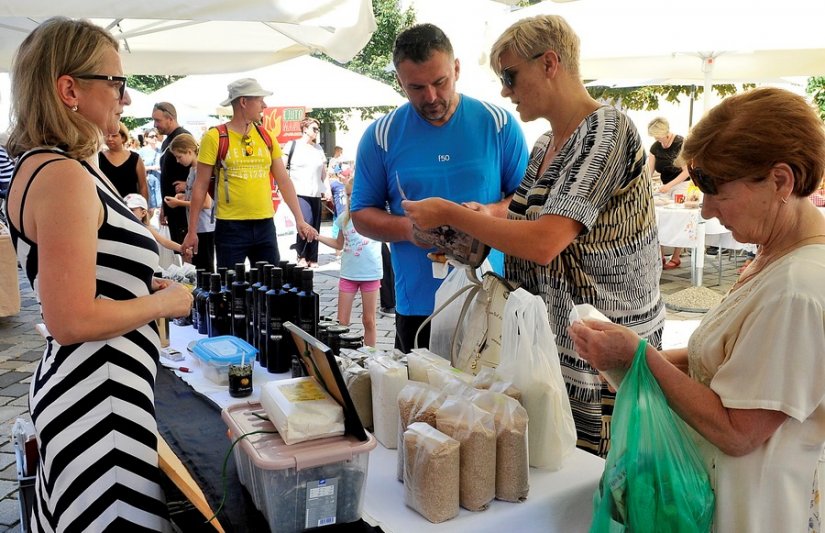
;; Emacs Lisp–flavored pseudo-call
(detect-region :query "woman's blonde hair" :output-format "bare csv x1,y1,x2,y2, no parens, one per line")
168,133,199,155
490,15,581,78
680,87,825,197
647,117,670,138
7,17,120,160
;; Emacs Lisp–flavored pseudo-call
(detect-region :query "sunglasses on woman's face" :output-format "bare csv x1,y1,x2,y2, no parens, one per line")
147,134,157,139
687,165,719,195
499,52,544,90
76,74,127,100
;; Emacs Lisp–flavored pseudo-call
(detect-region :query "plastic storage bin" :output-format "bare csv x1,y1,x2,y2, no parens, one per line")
222,402,376,532
191,335,257,385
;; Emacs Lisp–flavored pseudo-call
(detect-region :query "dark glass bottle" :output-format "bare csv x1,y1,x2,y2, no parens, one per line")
196,270,211,335
245,268,259,344
207,273,231,337
265,267,290,373
249,263,267,349
297,270,319,339
217,267,228,289
256,264,274,365
230,266,249,341
190,268,206,331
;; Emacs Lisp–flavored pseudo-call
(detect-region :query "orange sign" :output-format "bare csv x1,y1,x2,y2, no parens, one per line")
263,106,306,144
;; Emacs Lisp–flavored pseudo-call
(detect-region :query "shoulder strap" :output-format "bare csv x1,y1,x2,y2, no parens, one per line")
254,124,273,151
286,140,297,172
12,151,70,237
215,124,230,167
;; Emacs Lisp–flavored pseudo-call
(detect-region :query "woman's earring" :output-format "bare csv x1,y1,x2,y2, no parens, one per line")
71,105,78,112
781,197,788,204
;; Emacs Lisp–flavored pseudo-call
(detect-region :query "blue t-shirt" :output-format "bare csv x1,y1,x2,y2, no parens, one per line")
351,95,529,316
333,214,383,281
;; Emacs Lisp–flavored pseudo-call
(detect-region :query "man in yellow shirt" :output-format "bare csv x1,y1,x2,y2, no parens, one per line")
182,78,316,268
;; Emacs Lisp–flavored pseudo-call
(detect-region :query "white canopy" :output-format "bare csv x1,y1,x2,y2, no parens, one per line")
150,55,405,113
0,0,376,74
485,0,825,82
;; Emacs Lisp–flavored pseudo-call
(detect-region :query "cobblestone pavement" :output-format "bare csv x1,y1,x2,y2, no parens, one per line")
0,230,743,531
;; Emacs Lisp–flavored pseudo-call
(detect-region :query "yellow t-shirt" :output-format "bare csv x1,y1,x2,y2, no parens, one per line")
198,126,284,220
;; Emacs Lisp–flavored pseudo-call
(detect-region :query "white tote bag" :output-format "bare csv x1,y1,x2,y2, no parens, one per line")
496,288,577,470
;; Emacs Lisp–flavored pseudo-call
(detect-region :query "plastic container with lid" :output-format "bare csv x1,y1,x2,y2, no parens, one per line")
222,402,376,533
191,335,257,385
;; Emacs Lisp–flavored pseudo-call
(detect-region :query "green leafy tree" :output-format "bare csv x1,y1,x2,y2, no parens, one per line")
807,77,825,121
310,0,416,130
122,74,183,130
585,84,746,113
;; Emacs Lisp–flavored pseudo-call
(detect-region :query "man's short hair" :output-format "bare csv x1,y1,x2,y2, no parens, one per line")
153,102,177,120
392,23,454,68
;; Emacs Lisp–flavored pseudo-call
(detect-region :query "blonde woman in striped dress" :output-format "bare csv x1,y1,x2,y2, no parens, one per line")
5,18,192,531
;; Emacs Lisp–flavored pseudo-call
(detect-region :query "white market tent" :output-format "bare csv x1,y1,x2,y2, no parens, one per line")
150,55,405,114
0,0,376,74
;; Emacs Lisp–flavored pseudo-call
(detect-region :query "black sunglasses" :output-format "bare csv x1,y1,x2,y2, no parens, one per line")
76,74,127,100
499,52,544,90
687,165,719,195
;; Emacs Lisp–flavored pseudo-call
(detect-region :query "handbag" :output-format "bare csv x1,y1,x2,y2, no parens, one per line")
416,266,518,374
591,339,715,532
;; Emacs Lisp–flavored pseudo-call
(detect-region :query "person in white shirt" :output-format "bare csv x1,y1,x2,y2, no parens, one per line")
283,117,329,268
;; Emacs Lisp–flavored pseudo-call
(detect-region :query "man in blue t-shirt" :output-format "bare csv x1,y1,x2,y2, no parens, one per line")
350,23,529,353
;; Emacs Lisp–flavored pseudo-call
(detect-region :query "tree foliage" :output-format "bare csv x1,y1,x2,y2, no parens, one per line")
807,77,825,121
585,84,748,112
122,74,183,130
310,0,416,130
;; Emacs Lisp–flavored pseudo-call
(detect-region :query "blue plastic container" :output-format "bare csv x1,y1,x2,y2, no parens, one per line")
191,335,257,385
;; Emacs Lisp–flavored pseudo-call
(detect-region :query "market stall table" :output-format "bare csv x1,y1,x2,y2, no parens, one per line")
160,324,604,532
655,204,750,286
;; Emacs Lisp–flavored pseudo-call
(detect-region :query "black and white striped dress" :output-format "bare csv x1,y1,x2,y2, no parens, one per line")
506,106,665,457
8,149,171,531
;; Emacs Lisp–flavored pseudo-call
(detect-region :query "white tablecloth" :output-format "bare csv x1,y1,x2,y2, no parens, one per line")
362,445,603,533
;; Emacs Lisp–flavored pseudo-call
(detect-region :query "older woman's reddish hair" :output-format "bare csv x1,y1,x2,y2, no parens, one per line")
680,87,825,197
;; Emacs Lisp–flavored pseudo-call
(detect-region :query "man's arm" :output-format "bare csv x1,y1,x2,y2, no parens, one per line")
350,207,415,244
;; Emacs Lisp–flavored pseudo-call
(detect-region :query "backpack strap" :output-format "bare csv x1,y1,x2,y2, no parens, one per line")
254,124,273,151
285,140,297,173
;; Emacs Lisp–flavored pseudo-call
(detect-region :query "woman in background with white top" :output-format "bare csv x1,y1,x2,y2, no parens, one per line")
284,117,329,268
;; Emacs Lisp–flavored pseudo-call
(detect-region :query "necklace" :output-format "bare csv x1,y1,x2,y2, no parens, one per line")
733,233,825,290
549,111,581,152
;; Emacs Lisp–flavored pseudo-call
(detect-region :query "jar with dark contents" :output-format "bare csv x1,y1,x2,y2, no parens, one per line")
325,324,350,356
317,320,339,348
339,332,364,351
228,363,253,397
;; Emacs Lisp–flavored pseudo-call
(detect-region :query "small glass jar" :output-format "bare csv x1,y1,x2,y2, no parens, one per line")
317,320,339,348
228,363,253,397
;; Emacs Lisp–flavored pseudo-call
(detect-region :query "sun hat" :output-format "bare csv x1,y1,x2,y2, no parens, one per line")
124,193,148,210
219,78,273,107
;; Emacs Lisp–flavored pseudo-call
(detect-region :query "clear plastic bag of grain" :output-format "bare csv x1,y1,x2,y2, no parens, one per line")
343,363,372,430
404,422,460,523
472,367,522,403
396,382,445,480
369,355,409,449
427,364,474,389
436,397,497,511
407,348,450,383
472,389,530,502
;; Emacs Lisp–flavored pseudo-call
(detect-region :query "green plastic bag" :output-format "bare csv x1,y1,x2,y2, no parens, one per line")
590,339,715,533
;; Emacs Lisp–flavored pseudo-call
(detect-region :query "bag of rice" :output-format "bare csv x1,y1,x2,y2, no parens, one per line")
404,422,460,523
396,382,445,480
343,363,372,430
436,397,496,511
408,348,450,382
369,355,408,448
472,389,530,502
